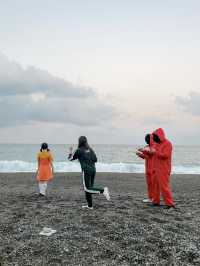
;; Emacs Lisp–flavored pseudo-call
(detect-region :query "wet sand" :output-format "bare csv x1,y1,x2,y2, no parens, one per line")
0,172,200,265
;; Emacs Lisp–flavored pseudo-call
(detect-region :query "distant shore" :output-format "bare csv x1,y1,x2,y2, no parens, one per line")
0,173,199,265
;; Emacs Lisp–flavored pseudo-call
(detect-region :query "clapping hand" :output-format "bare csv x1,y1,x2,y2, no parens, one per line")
144,147,156,154
136,151,142,157
143,146,150,152
150,147,156,154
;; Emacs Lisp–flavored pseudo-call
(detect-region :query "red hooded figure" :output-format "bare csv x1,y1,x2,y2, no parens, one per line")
136,134,156,201
152,128,174,207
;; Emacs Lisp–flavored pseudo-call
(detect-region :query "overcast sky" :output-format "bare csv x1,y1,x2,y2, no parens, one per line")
0,0,200,144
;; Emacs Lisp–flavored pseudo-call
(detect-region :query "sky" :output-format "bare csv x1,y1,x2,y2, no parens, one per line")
0,0,200,144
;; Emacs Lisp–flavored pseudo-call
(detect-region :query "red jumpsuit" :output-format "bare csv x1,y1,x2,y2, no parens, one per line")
138,135,155,201
153,128,174,206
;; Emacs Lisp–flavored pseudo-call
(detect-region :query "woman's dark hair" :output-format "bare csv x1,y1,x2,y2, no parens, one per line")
145,134,150,145
78,136,90,149
40,142,50,152
153,134,161,144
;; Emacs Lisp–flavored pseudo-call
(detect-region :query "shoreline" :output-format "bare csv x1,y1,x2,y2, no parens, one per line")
0,172,199,176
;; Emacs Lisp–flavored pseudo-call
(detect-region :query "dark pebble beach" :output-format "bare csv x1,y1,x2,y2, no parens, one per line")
0,173,200,266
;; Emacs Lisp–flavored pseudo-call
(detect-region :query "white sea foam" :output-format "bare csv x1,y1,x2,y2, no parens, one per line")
0,160,199,174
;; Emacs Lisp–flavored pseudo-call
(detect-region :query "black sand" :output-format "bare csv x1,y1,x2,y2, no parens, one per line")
0,173,200,265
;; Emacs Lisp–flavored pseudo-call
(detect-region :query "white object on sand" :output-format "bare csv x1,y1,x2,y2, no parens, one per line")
103,187,110,201
39,227,57,236
142,199,152,203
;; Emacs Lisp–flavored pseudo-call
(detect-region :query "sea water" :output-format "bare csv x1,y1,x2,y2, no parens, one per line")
0,144,199,174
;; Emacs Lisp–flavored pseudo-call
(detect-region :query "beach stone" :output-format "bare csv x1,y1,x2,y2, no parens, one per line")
0,173,200,265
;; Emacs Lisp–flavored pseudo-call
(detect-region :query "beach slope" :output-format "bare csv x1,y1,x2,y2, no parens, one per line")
0,173,200,265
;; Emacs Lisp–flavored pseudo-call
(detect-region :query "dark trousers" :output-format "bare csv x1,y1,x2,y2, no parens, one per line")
83,168,104,207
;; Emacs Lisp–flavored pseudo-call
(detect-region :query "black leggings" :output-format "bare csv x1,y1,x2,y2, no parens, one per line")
83,169,104,207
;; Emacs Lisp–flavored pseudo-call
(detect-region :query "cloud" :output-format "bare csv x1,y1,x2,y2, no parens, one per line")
0,53,94,98
175,91,200,116
0,53,114,127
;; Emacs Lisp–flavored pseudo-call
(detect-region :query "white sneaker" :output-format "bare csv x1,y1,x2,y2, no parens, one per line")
142,199,152,203
103,187,110,201
82,205,93,210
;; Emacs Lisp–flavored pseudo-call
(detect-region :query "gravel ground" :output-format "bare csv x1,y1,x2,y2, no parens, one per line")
0,172,200,266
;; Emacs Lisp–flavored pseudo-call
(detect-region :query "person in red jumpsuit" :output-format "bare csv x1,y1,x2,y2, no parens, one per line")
136,134,155,203
151,128,175,209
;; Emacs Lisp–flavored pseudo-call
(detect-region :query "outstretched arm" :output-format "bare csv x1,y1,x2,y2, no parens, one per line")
68,146,79,161
136,151,144,159
136,146,152,159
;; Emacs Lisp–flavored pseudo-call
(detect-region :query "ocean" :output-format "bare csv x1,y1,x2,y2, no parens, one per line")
0,144,199,174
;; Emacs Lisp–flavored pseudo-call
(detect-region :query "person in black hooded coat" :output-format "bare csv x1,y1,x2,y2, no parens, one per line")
68,136,110,209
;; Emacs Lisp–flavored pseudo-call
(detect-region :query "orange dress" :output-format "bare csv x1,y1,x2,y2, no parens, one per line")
37,151,53,182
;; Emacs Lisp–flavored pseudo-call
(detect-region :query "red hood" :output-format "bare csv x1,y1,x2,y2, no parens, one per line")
149,134,154,147
153,128,166,142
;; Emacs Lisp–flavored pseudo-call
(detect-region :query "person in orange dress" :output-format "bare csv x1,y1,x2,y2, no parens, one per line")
36,143,54,197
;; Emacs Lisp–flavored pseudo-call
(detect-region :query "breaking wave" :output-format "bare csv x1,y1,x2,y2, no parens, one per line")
0,160,199,174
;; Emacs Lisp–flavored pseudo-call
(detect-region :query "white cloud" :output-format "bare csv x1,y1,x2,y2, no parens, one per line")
0,53,115,128
176,91,200,116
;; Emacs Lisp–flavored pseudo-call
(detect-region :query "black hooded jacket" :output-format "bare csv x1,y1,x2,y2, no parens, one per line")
69,147,97,171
